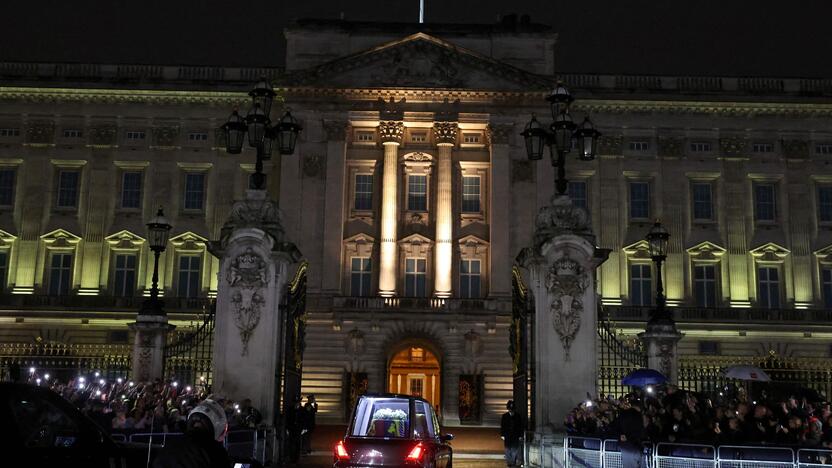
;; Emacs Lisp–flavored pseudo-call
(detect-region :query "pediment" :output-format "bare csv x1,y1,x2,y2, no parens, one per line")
458,235,488,256
815,244,832,263
0,228,16,247
169,231,208,252
282,33,552,91
105,230,145,249
344,232,376,245
622,240,651,260
686,241,726,261
398,232,433,246
749,242,789,262
40,228,81,247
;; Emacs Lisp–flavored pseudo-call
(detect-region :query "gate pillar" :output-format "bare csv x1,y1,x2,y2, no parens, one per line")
129,312,174,382
517,194,609,435
208,190,301,425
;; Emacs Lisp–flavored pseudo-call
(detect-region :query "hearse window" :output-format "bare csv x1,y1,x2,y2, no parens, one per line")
351,397,411,438
414,400,436,439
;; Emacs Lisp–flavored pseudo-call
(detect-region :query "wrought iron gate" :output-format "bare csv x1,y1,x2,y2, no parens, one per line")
510,266,532,430
163,301,215,384
597,305,647,396
277,261,307,460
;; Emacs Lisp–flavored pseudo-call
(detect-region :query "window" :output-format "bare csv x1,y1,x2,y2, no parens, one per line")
0,251,7,290
816,144,832,155
757,266,780,309
183,173,205,211
629,141,649,151
63,129,82,138
818,186,832,222
694,264,717,307
409,377,424,397
177,256,201,298
692,182,714,220
690,142,712,152
629,182,650,219
753,142,773,153
188,132,208,141
350,257,372,296
126,130,145,140
113,254,136,297
460,259,481,298
698,341,720,355
48,253,73,296
0,128,20,137
247,173,266,190
754,183,776,221
410,132,427,143
404,258,427,297
0,168,15,206
56,170,80,208
461,176,481,213
823,268,832,309
407,175,427,211
355,131,375,142
630,264,652,306
568,181,588,210
354,174,373,210
121,172,142,209
462,133,480,144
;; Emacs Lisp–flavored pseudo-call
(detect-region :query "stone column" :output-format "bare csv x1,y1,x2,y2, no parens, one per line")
321,120,348,294
208,190,301,425
517,195,609,435
489,123,514,296
433,121,457,298
378,121,403,297
129,312,174,382
639,319,683,384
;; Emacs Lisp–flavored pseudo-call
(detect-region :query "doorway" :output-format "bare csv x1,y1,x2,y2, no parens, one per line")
388,346,441,410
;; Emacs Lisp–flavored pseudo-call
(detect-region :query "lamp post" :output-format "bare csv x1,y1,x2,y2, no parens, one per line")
521,82,601,195
222,78,302,190
645,220,671,324
141,207,172,315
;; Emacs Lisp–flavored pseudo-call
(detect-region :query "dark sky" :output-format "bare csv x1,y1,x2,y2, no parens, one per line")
2,0,830,77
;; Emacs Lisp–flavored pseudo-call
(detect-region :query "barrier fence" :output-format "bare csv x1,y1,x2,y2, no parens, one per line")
563,437,832,468
112,429,269,464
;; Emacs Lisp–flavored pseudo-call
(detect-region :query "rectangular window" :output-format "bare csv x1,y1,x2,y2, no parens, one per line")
698,341,720,355
629,182,650,219
126,131,145,140
63,129,82,138
354,174,374,211
0,169,15,206
188,132,208,141
404,258,427,297
460,259,481,298
0,251,7,290
0,128,20,137
410,132,427,143
818,186,832,223
629,141,649,151
407,175,427,211
823,268,832,309
48,253,73,296
355,131,375,142
177,256,201,298
461,176,481,213
350,257,372,297
816,144,832,155
462,133,480,144
630,264,652,306
183,173,205,211
754,183,776,221
568,181,588,210
692,182,714,220
56,170,80,208
752,142,773,153
113,254,137,297
690,142,712,152
757,266,780,309
121,172,142,209
694,264,717,307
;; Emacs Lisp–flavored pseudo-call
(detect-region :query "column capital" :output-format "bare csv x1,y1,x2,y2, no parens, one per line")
379,120,404,144
433,121,458,146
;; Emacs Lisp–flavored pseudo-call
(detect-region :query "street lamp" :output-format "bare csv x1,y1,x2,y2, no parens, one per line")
645,220,671,323
521,82,601,196
221,78,302,190
142,207,172,315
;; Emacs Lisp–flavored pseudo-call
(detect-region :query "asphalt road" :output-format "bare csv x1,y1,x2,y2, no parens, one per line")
289,455,507,468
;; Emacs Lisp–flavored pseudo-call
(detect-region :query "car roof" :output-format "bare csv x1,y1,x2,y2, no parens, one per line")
359,392,433,405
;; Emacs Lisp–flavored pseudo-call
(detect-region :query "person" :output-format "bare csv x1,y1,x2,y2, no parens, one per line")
301,394,318,454
615,397,646,468
152,398,231,468
286,397,303,463
500,400,523,468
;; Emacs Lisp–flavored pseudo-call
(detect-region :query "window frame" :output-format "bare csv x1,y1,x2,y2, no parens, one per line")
568,180,588,210
0,167,16,207
690,141,712,153
628,181,651,221
120,171,143,210
691,181,714,222
693,264,718,308
459,258,482,299
183,172,206,212
629,263,653,306
112,253,137,297
354,173,374,211
349,256,373,297
752,142,773,154
815,143,832,155
47,252,73,296
461,175,481,213
406,174,428,212
176,254,202,298
55,170,81,209
0,250,8,292
757,265,781,309
753,182,777,222
404,257,427,297
628,140,650,152
822,267,832,309
818,185,832,224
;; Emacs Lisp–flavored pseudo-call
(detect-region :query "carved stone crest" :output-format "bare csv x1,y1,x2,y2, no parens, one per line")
658,341,675,378
226,247,269,356
89,125,118,146
26,120,55,144
323,120,348,141
216,193,284,250
719,136,748,156
545,255,589,360
534,195,594,247
782,139,809,159
658,136,684,157
302,154,325,178
598,135,623,155
488,123,514,145
152,126,180,147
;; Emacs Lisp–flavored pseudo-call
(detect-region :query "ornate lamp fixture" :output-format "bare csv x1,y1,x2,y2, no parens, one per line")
645,220,671,324
221,78,302,190
142,207,172,315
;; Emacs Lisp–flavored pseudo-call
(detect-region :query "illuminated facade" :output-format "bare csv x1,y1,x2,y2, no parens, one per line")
2,19,832,425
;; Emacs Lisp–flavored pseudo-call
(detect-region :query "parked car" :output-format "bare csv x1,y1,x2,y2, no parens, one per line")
334,393,453,468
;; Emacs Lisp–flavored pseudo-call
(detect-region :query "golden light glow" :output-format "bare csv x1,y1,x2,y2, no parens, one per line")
379,141,400,296
434,143,453,298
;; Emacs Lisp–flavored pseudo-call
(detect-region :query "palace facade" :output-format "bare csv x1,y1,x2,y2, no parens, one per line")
1,18,831,426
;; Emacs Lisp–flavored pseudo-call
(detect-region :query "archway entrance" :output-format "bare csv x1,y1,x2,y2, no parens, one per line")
388,346,441,410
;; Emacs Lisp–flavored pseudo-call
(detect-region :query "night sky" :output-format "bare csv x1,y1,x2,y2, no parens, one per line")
2,0,830,77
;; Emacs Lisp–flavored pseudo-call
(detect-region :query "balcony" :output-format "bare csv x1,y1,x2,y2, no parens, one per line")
325,295,511,314
0,294,213,316
605,305,832,326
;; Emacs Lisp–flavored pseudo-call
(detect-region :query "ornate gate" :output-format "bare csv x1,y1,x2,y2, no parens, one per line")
596,305,647,396
163,301,215,384
510,266,532,430
278,261,307,458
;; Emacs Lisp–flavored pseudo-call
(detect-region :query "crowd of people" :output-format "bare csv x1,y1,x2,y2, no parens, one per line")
566,385,832,449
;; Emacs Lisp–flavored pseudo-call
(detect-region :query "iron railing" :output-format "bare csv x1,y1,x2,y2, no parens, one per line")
604,305,832,325
598,306,647,396
0,294,214,313
0,341,131,381
163,301,215,385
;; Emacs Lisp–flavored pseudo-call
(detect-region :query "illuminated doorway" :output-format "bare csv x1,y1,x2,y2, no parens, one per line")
388,346,441,410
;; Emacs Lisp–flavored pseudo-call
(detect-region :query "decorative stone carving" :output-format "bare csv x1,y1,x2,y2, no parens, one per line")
302,154,325,179
433,121,458,145
324,120,348,140
216,193,284,250
26,120,55,144
370,42,462,88
345,328,365,356
89,125,118,146
378,121,404,144
782,139,809,159
720,136,749,156
534,195,594,247
464,330,482,358
377,97,406,121
152,126,179,147
658,136,685,157
403,151,433,162
213,127,227,148
545,255,589,360
488,123,514,145
598,135,623,155
658,341,675,378
511,160,533,183
226,247,269,356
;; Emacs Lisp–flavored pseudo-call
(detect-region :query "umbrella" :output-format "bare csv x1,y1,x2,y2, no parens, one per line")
723,365,771,382
622,368,668,387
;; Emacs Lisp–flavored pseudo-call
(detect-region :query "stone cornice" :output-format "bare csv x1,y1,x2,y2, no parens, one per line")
0,86,248,106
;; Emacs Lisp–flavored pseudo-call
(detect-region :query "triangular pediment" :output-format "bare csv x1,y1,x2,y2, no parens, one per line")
169,231,208,252
40,228,81,247
814,244,832,263
398,232,433,245
105,230,145,249
622,240,652,259
344,233,375,244
282,32,552,91
686,241,726,260
749,242,789,262
0,228,16,246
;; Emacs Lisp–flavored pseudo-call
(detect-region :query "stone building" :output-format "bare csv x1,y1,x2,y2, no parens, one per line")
1,18,831,426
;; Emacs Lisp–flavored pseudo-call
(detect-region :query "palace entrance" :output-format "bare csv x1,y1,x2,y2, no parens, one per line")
387,346,441,410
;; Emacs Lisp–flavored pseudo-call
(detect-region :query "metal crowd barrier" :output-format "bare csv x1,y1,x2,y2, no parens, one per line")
120,429,268,464
563,437,832,468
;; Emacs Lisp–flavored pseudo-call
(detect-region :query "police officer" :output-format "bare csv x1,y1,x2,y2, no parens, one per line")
153,399,231,468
